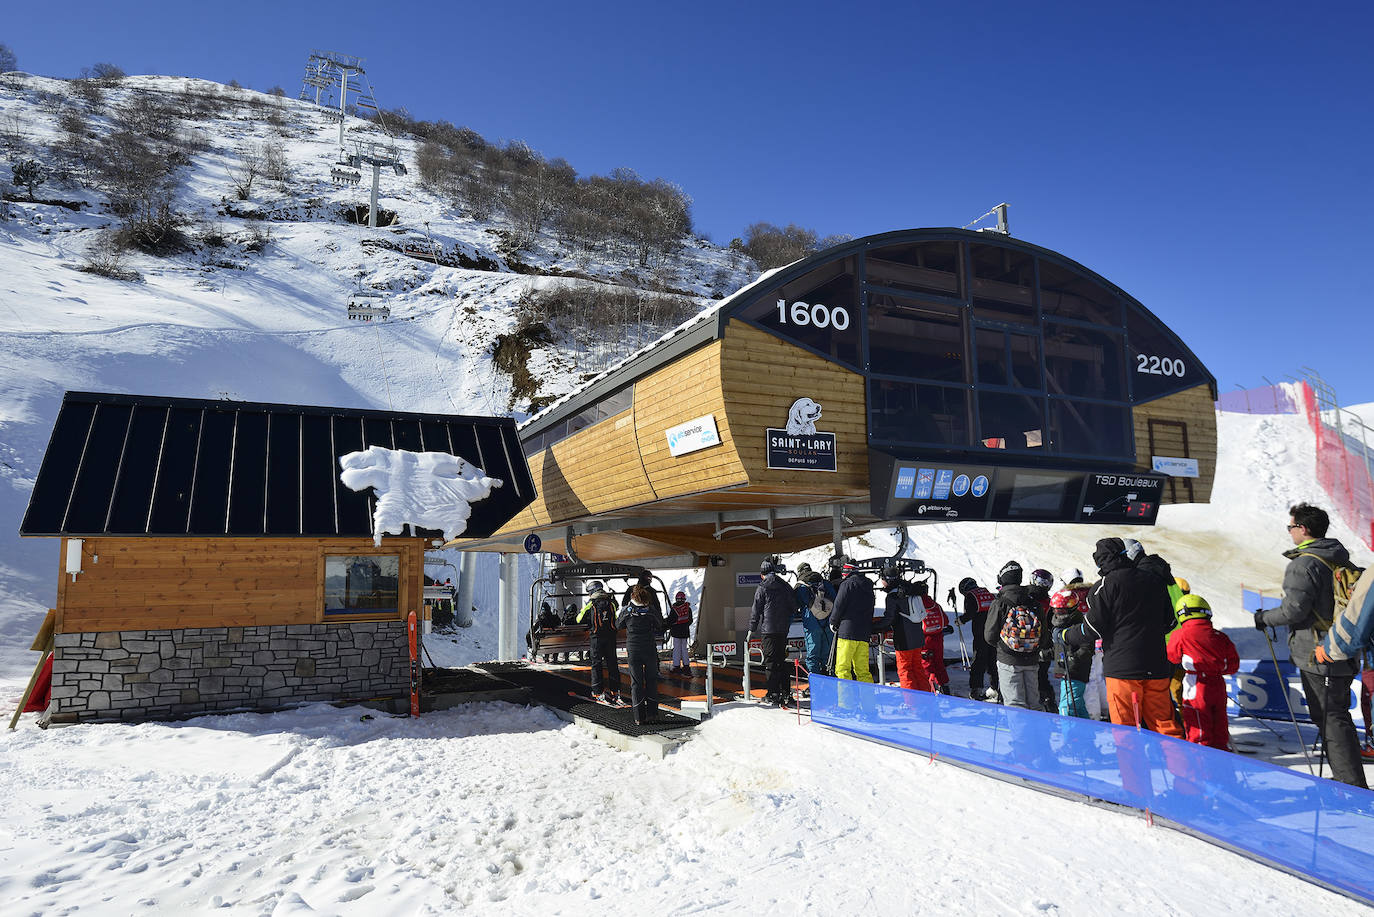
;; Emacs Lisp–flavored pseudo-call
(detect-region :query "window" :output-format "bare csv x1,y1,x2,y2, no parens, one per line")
1039,259,1121,326
869,380,969,446
324,554,401,620
737,256,861,369
1048,399,1134,459
866,293,964,382
975,327,1041,389
1043,323,1126,401
864,241,962,299
978,391,1045,451
971,244,1035,323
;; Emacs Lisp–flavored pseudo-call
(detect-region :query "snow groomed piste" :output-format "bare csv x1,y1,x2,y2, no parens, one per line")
808,674,1374,904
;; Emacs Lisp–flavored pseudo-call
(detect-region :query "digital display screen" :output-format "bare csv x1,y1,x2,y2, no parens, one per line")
871,452,1167,526
1007,472,1072,517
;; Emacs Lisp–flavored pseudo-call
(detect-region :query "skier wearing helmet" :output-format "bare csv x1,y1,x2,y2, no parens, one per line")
1049,590,1093,717
750,557,798,707
668,590,693,674
1028,568,1057,711
577,580,621,703
957,576,999,701
1167,594,1239,749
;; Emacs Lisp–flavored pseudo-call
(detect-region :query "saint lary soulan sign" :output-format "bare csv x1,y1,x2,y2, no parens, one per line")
766,397,837,471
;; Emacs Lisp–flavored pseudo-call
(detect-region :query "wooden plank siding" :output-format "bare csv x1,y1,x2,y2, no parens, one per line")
719,320,870,499
1131,383,1218,504
56,536,425,634
636,338,750,500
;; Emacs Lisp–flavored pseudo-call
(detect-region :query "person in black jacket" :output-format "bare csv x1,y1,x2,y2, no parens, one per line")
667,590,693,674
1028,568,1057,711
618,583,669,724
577,581,621,703
1257,503,1368,787
883,567,924,691
1063,538,1182,736
830,563,880,682
984,561,1049,709
622,570,662,617
957,577,1000,701
750,558,799,706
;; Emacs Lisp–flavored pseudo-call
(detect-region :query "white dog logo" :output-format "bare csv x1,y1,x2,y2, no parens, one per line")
786,397,822,436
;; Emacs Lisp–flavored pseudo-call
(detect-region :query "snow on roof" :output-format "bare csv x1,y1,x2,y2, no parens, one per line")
518,263,791,432
339,446,502,546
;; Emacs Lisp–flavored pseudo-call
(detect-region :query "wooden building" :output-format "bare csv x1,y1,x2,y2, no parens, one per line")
19,392,534,723
464,228,1217,563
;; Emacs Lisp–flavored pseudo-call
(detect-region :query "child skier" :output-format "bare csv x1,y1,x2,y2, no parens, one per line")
1050,590,1093,717
668,590,693,673
1166,594,1239,749
914,581,951,693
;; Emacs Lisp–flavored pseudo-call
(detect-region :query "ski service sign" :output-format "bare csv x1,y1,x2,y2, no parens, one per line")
766,397,837,472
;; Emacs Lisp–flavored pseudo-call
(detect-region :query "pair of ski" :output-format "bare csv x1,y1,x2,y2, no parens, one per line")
568,689,629,708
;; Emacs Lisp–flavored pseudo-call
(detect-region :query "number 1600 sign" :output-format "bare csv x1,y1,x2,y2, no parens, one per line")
776,299,850,330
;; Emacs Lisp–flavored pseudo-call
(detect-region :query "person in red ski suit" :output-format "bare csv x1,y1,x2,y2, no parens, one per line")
914,581,951,692
1166,594,1239,749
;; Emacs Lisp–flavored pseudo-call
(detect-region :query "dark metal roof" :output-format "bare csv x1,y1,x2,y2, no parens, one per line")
519,227,1217,440
20,391,535,539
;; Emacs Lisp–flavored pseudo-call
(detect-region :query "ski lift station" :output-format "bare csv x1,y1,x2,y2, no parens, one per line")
17,227,1216,722
461,227,1217,648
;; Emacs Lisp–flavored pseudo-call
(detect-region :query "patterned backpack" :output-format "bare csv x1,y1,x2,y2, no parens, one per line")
1000,601,1042,653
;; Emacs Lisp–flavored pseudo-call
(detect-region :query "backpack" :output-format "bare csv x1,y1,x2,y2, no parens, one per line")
905,595,928,625
812,582,835,620
1319,559,1374,661
1300,553,1366,632
1000,602,1042,653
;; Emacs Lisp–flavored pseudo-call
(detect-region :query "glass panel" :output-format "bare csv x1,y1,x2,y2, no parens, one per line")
868,380,969,446
1126,307,1199,402
975,328,1041,390
866,293,964,382
978,391,1045,451
324,554,401,618
331,416,372,535
734,256,861,369
1048,399,1134,459
1044,323,1126,401
864,241,962,298
1038,259,1122,326
970,243,1035,319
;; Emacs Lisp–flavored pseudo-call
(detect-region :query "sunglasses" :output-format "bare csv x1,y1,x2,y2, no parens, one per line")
1286,523,1304,531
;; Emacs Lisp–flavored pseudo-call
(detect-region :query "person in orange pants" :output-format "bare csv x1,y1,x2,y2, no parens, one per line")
1062,537,1183,738
882,566,927,691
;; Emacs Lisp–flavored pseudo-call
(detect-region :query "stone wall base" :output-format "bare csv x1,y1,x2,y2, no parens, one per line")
51,622,409,722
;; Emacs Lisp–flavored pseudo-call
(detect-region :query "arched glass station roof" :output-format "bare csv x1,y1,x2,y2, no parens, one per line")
523,227,1214,470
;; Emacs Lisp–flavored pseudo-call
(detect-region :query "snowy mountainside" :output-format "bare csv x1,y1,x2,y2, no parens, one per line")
0,72,752,675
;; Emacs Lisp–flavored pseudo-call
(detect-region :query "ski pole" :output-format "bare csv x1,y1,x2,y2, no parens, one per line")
1264,628,1316,775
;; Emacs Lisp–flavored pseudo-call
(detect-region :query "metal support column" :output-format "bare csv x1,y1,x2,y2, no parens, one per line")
455,551,476,628
497,553,519,661
368,162,381,228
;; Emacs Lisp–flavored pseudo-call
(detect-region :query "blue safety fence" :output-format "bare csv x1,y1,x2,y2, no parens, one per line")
809,675,1374,903
1241,588,1283,612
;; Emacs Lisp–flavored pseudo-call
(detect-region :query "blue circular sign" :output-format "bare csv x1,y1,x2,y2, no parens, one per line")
971,475,990,498
523,533,542,555
952,474,971,497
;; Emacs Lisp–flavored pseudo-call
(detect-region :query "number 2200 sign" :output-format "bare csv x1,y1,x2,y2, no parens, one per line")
1137,354,1185,377
776,299,851,331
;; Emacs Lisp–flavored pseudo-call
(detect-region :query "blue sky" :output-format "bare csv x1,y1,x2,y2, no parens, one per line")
6,1,1373,403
